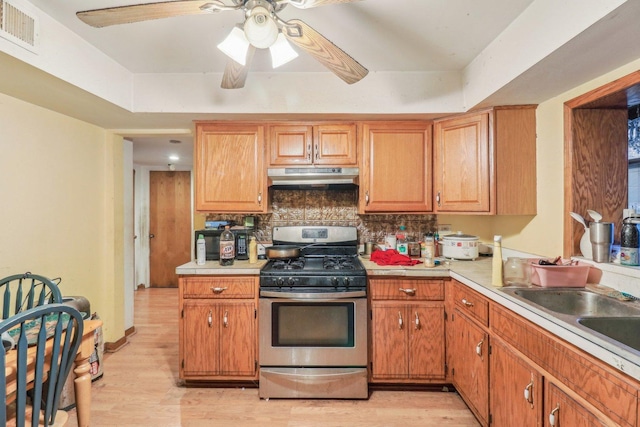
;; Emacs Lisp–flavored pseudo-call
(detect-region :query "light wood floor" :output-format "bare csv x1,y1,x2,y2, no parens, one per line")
65,288,480,427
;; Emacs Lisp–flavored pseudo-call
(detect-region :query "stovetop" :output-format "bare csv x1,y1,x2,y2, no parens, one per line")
260,226,366,292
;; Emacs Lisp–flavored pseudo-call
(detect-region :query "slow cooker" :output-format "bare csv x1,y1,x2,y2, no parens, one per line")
440,232,479,260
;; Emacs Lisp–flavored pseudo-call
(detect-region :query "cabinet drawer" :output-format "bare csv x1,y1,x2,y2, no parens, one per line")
452,281,489,326
369,278,444,301
181,277,257,299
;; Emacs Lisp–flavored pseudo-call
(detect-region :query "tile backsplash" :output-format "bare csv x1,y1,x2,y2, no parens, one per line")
204,188,437,243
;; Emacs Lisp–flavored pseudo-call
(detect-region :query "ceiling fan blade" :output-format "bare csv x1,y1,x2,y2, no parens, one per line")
288,0,363,9
77,1,212,28
283,19,368,85
221,46,256,89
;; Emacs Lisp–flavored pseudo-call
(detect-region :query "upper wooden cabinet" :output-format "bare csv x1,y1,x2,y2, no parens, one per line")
433,106,536,215
359,122,433,213
194,122,267,213
268,123,357,166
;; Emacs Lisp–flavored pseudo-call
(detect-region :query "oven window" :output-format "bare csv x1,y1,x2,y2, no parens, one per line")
272,302,355,347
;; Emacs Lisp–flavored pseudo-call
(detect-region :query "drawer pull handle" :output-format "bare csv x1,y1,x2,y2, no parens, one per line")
461,298,474,307
414,312,420,330
315,144,319,160
223,310,229,328
549,404,560,426
307,144,311,161
524,381,534,405
436,191,441,207
398,311,403,330
365,191,370,206
211,287,228,294
207,309,212,328
399,288,416,296
475,339,484,357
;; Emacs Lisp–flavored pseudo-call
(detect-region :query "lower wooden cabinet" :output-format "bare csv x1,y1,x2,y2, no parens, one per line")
489,338,543,427
447,308,489,425
179,276,258,381
545,382,607,427
370,302,444,380
369,278,445,382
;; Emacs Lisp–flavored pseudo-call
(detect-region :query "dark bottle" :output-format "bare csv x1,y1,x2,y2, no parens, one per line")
219,225,235,266
620,218,639,266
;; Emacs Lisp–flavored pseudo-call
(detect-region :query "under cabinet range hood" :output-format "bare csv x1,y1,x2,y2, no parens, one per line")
267,167,359,188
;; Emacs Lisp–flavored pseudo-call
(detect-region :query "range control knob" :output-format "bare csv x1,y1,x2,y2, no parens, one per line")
276,277,285,286
287,277,296,286
331,277,339,287
343,277,350,287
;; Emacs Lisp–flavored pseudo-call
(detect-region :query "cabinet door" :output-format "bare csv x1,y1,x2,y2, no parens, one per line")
195,123,266,212
313,124,357,166
182,300,218,376
448,309,489,425
360,122,432,213
490,338,543,427
408,303,445,379
370,302,408,380
433,113,490,212
268,125,313,166
218,302,256,376
546,383,606,427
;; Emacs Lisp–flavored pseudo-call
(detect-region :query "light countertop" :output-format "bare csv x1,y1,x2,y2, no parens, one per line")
176,256,640,381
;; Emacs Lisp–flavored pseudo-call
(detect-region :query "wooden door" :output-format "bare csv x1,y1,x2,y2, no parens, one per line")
268,124,313,166
448,309,489,425
433,112,490,213
218,302,256,377
546,383,605,427
195,123,266,212
490,338,543,427
313,124,357,165
182,300,218,376
360,122,432,213
370,302,408,380
408,303,445,379
149,170,191,288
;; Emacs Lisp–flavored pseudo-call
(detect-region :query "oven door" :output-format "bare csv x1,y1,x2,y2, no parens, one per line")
259,291,367,367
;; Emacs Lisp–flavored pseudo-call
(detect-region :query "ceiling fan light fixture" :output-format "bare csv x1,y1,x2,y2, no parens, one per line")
243,6,278,49
270,33,298,68
217,26,250,65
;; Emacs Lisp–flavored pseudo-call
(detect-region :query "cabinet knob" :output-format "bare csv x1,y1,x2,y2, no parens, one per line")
461,298,474,307
549,404,560,426
398,311,404,330
399,288,416,296
475,339,484,357
223,310,229,328
207,309,212,328
414,312,420,330
211,287,228,294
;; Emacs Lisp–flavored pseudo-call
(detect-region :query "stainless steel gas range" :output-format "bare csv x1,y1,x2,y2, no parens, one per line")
258,226,369,399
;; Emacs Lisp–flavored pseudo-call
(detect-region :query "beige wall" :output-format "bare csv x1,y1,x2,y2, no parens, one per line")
0,92,125,342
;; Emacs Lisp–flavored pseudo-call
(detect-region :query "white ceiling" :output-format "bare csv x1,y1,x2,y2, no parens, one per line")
7,0,640,166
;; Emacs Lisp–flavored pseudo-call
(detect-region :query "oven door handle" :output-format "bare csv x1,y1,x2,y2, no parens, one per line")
260,290,366,299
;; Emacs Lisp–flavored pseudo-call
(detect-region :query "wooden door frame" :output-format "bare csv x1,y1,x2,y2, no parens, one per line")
563,70,640,257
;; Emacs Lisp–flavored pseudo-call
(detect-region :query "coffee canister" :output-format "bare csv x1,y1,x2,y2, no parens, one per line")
620,218,639,265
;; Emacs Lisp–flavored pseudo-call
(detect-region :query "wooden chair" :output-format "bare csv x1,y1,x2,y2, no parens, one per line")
0,273,63,320
0,303,84,426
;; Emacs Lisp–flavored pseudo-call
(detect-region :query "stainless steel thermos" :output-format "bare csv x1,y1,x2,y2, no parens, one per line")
589,221,613,263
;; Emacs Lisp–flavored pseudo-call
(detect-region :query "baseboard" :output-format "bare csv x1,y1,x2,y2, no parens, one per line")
125,326,136,337
104,335,128,353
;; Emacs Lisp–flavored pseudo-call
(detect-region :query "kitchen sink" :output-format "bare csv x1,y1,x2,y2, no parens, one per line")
577,317,640,352
502,288,640,317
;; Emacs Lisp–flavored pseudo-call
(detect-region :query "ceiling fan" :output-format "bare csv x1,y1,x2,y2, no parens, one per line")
76,0,368,89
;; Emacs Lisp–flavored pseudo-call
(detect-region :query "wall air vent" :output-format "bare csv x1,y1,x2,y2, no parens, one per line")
0,0,39,53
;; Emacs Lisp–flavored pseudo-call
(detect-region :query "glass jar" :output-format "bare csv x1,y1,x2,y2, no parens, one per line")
503,257,529,286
